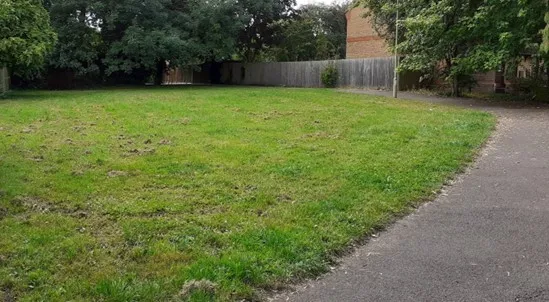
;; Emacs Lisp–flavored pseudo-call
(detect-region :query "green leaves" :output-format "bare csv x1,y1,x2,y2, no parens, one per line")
43,0,249,83
542,12,549,54
46,0,102,77
262,3,348,62
236,0,296,62
362,0,547,96
0,0,56,74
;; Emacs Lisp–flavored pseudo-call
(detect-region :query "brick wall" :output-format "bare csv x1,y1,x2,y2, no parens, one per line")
346,7,391,59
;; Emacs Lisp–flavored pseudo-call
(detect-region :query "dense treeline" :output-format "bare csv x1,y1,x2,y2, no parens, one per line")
1,0,348,88
3,0,548,94
360,0,549,96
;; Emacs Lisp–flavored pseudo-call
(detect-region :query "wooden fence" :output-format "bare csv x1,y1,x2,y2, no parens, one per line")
163,67,194,84
220,57,419,90
0,67,8,95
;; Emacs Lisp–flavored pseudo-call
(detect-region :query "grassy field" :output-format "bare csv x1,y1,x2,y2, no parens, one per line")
0,87,494,301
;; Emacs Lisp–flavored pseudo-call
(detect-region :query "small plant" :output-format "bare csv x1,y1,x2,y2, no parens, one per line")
321,63,338,88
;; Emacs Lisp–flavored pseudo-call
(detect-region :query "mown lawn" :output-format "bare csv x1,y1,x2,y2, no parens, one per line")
0,87,494,301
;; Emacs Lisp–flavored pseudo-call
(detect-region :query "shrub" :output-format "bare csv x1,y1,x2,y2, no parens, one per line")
510,77,549,102
321,63,338,88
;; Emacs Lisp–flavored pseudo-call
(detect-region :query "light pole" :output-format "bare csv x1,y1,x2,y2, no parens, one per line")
392,0,399,98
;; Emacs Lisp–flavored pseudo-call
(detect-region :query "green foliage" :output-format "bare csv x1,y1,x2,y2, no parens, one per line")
509,76,549,101
41,0,246,85
265,18,318,62
236,0,296,62
46,0,102,77
98,0,242,84
263,2,349,62
0,0,56,75
543,12,549,54
360,0,547,97
0,87,494,300
7,0,345,85
190,1,246,63
321,63,339,87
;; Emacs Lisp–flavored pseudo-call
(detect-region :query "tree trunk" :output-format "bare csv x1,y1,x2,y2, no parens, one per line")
154,60,166,86
446,58,460,97
451,76,460,97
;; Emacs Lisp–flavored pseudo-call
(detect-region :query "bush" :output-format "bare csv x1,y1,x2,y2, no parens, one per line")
321,63,338,88
510,77,549,102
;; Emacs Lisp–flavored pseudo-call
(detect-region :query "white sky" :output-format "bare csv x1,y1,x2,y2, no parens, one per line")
295,0,345,6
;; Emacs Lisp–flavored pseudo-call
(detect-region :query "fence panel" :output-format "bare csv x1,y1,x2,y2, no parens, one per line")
220,57,415,90
0,67,8,95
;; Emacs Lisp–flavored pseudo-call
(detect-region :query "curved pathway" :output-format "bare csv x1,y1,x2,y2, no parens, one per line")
273,90,549,302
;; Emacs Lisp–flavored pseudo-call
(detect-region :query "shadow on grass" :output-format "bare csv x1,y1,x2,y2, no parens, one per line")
0,84,227,104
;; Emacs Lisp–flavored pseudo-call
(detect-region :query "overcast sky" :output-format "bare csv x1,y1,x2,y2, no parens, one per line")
295,0,346,6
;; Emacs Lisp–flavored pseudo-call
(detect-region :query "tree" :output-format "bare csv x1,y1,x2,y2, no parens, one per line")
188,0,246,63
262,2,349,62
360,0,547,96
236,0,296,62
543,12,549,53
264,18,318,62
469,0,547,90
94,0,192,84
0,0,57,76
46,0,103,78
300,2,348,60
94,0,245,85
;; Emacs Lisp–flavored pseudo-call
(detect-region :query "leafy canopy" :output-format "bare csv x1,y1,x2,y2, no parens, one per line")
264,2,348,62
43,0,296,83
44,0,247,84
10,0,347,85
360,0,547,96
46,0,102,76
0,0,57,73
236,0,296,62
543,12,549,53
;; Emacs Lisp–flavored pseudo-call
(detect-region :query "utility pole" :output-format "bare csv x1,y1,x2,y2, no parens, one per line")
393,0,399,98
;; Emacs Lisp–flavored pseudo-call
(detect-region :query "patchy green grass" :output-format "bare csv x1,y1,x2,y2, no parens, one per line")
0,87,494,301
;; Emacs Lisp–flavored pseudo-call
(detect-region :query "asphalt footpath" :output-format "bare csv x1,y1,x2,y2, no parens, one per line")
272,90,549,302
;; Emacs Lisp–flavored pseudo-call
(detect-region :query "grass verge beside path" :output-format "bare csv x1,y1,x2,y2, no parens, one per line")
0,87,494,301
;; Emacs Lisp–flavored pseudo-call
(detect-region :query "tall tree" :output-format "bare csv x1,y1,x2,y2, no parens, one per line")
540,9,549,87
188,0,246,63
300,2,348,59
95,0,244,85
95,0,194,84
265,17,318,62
360,0,547,96
397,0,489,96
46,0,103,78
263,2,349,62
0,0,57,76
236,0,296,62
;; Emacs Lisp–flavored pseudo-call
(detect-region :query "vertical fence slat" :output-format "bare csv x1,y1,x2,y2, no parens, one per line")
0,67,8,95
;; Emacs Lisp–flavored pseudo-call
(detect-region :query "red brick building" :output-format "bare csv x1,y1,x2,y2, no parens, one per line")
345,7,390,59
